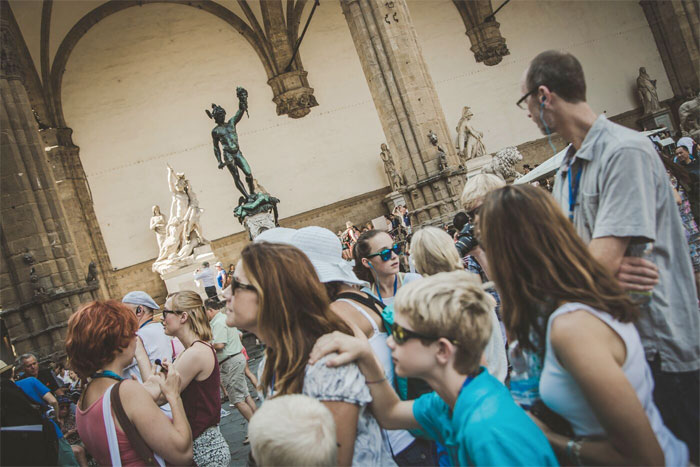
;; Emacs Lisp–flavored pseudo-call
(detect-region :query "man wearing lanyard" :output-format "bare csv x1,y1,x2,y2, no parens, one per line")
519,50,699,462
121,291,174,382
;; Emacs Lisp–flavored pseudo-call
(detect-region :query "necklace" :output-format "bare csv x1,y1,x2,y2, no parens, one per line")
91,370,124,381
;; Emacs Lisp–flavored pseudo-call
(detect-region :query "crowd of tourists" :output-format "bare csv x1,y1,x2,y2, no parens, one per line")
2,50,699,467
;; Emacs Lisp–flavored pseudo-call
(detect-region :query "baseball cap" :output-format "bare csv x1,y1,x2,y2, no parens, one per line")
122,291,160,310
215,262,224,268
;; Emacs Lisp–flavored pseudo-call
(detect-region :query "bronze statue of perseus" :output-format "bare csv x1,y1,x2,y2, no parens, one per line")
207,87,256,200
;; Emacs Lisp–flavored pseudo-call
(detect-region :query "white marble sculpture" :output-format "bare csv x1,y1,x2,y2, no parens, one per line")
481,146,523,180
456,106,486,164
152,165,209,274
679,92,700,142
150,205,166,250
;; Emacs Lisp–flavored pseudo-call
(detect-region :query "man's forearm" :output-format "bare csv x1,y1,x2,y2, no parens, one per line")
589,236,630,275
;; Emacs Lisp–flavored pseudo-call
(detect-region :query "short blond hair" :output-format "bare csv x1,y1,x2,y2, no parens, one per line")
249,394,337,466
461,173,505,212
169,291,212,341
410,227,462,276
394,270,493,374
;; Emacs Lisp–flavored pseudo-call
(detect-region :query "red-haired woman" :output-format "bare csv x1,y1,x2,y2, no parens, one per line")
66,300,192,466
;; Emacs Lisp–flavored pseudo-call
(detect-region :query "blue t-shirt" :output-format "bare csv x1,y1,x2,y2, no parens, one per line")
412,368,558,466
15,377,63,439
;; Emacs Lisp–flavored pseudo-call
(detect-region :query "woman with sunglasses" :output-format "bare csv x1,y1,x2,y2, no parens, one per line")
140,291,231,467
480,185,687,465
223,242,396,466
353,230,421,307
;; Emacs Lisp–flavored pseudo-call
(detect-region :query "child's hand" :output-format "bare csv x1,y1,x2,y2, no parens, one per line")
309,322,372,367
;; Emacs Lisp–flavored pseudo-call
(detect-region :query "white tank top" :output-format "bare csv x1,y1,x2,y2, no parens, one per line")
336,298,415,455
540,302,688,466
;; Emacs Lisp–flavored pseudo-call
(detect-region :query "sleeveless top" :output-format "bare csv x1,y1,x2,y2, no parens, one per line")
181,341,221,439
76,388,143,466
540,302,688,466
336,297,415,455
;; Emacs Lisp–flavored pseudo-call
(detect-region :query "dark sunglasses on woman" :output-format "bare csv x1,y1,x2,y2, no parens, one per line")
366,243,402,262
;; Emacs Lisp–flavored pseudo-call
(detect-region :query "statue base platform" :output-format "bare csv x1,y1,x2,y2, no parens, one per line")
243,212,277,240
383,191,407,212
465,153,493,176
638,108,675,133
159,245,218,300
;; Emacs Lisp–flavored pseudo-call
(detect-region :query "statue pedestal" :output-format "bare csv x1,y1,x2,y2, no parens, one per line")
465,154,493,176
243,212,277,240
159,245,218,300
638,108,675,133
383,191,407,212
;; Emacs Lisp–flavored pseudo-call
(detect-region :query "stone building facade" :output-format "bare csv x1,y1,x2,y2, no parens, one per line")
1,0,698,360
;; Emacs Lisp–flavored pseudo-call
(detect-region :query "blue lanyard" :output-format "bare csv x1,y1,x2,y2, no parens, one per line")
92,370,123,381
139,319,153,329
374,275,398,304
567,164,583,222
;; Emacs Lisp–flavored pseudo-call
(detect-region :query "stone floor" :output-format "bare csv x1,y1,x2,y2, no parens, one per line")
220,345,264,466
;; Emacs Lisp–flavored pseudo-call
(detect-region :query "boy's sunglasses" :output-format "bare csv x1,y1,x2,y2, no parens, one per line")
366,243,402,261
389,322,459,346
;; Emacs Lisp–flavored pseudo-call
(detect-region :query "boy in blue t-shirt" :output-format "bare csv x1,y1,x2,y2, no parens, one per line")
309,270,558,466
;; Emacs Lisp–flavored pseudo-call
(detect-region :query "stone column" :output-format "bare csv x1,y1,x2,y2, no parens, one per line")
640,0,700,97
43,127,117,299
0,18,98,362
342,0,467,226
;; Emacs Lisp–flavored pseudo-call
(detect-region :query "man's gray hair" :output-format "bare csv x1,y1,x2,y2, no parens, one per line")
16,352,38,368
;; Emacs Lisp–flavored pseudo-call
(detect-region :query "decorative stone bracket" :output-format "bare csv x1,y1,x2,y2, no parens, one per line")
268,70,318,118
452,0,509,66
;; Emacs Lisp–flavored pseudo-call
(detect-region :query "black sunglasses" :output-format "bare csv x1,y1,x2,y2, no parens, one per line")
161,309,183,318
231,277,257,293
390,322,459,346
516,88,536,109
366,243,402,262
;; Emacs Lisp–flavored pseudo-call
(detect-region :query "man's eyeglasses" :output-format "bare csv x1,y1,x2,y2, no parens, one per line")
231,277,257,293
389,322,459,346
516,89,536,109
366,243,402,262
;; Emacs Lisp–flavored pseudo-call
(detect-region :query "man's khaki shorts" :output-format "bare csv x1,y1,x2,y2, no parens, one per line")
220,352,249,404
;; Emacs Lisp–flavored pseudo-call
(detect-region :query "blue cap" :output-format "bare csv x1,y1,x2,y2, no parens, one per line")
122,291,160,310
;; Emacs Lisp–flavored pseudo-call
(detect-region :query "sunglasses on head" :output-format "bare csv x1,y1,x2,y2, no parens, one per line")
366,243,402,261
389,322,459,346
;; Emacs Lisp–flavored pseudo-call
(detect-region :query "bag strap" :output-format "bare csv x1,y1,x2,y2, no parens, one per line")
110,381,165,466
335,292,386,329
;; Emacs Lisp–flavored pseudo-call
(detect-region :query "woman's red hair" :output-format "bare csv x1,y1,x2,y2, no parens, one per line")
65,300,137,379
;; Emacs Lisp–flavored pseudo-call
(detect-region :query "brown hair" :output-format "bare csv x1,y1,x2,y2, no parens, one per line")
526,50,586,103
241,242,352,396
352,229,385,284
480,184,638,352
66,300,138,379
169,291,212,341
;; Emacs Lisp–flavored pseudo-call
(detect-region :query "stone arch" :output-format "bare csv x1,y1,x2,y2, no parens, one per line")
49,0,274,127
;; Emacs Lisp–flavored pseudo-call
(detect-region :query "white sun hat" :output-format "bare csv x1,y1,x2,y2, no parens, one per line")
254,227,297,245
290,226,368,288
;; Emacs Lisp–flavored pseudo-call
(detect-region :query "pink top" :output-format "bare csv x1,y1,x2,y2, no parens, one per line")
76,391,144,466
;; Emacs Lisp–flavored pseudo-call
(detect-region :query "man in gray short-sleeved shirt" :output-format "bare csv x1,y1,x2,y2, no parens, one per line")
519,50,699,462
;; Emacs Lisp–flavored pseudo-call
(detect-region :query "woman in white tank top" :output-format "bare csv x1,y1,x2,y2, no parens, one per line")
479,185,687,466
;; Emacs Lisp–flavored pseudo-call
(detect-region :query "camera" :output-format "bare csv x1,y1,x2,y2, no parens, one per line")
455,223,478,257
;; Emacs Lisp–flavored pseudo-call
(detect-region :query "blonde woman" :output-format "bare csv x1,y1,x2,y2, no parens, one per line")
138,291,230,466
410,227,507,383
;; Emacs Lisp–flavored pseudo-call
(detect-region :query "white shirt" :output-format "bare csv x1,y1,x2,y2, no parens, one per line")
540,302,688,466
193,267,216,288
124,321,174,381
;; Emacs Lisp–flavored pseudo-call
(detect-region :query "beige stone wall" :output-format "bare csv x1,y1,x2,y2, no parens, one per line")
407,0,673,155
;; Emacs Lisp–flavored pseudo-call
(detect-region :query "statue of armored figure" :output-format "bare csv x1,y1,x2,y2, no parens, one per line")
637,67,661,115
428,130,448,172
207,87,256,201
151,165,209,274
379,143,404,191
456,106,486,163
